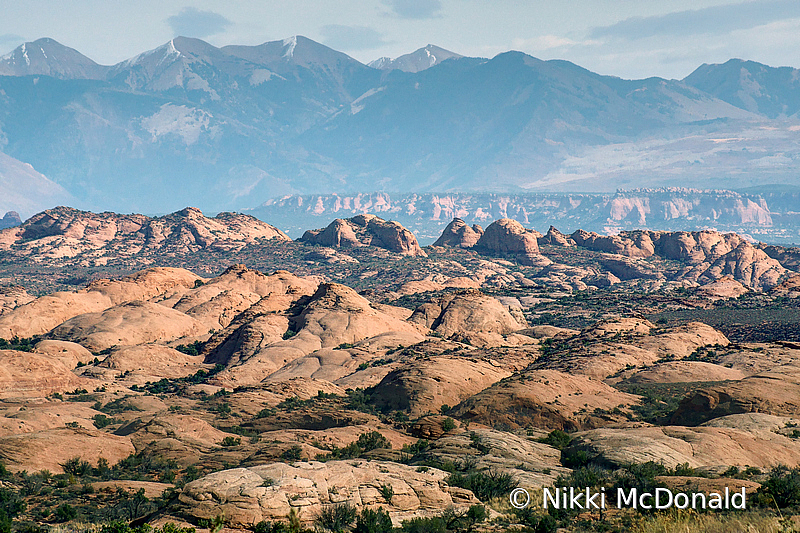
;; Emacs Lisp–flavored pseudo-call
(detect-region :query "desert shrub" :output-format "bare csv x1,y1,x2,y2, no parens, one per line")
176,340,203,356
538,429,571,450
221,436,241,447
61,457,92,476
54,503,77,522
446,470,516,502
379,484,393,504
441,418,456,432
401,516,446,533
354,508,393,533
757,465,800,508
357,431,390,452
314,503,357,533
253,521,289,533
281,445,303,462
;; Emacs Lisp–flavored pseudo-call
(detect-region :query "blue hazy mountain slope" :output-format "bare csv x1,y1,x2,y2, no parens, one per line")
0,37,797,214
684,59,800,118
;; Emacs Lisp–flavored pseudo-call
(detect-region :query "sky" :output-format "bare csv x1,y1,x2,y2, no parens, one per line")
1,0,799,80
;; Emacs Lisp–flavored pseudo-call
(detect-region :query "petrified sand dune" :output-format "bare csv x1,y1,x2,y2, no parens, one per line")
369,357,516,417
409,290,526,338
0,285,33,317
179,460,479,527
539,226,574,247
473,218,543,265
670,365,800,426
0,267,202,338
0,426,135,473
624,361,748,384
422,428,568,487
0,349,90,399
566,417,800,469
301,214,426,256
49,301,208,352
433,218,483,248
451,369,639,431
0,206,289,257
94,344,204,380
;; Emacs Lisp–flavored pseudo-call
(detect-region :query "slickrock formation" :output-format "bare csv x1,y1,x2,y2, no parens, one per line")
206,282,422,387
432,218,483,248
49,301,208,352
451,369,639,431
565,414,800,469
670,365,800,426
697,275,749,299
0,206,289,258
472,218,543,265
421,428,568,488
570,229,790,290
0,285,33,317
0,426,135,473
179,460,479,527
300,214,426,256
538,226,574,246
0,267,202,338
0,350,90,399
369,357,516,417
408,290,527,340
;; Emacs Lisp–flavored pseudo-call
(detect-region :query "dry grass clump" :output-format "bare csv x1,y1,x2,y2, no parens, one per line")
634,510,798,533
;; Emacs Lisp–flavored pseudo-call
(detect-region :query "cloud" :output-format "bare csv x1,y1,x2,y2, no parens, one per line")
591,0,800,40
0,34,25,52
383,0,442,19
512,35,601,52
320,25,388,51
167,7,231,39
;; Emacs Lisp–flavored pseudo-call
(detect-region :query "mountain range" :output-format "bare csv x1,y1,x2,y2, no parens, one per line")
0,36,799,217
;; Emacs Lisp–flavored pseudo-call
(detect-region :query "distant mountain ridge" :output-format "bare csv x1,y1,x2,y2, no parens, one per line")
368,44,464,73
0,37,799,216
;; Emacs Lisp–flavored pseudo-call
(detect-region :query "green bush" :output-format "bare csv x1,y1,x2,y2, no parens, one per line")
253,521,289,533
356,431,390,452
446,470,516,502
314,503,357,533
61,456,92,476
355,508,393,533
538,429,571,450
401,516,446,533
281,445,303,462
758,465,800,508
221,436,241,447
54,503,77,522
441,418,456,432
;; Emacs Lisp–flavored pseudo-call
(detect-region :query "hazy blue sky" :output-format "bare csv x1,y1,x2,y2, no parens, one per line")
1,0,798,79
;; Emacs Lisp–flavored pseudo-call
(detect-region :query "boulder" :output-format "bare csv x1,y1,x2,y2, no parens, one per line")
409,290,526,338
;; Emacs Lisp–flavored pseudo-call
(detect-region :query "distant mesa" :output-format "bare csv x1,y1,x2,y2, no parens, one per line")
299,214,426,257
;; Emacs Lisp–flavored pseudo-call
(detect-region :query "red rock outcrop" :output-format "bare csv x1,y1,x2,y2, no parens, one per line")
301,214,426,256
473,218,541,265
433,218,484,248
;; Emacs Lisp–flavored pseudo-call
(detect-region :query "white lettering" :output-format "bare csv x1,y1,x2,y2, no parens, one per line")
543,488,559,509
655,488,673,509
639,492,653,509
732,487,746,510
617,488,637,508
